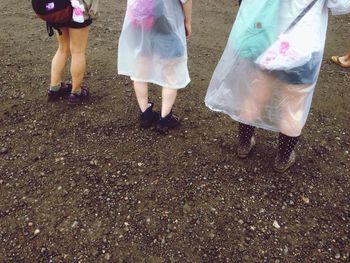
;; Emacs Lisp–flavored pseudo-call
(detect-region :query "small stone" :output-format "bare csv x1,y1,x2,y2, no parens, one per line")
34,229,40,235
183,203,191,213
28,222,33,227
238,219,244,225
105,253,111,260
0,147,8,154
71,221,79,228
91,248,99,256
302,196,310,204
89,160,98,166
273,220,281,229
335,253,341,259
238,245,245,252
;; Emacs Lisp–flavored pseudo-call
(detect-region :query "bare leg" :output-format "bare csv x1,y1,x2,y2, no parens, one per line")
134,81,149,112
51,28,70,86
161,87,177,117
279,84,310,137
239,71,274,123
69,27,89,93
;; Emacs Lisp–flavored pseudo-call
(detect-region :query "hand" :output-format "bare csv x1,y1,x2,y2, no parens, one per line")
185,21,192,39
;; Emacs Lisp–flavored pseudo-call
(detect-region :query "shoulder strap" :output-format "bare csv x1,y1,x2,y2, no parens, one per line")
285,0,319,32
46,23,54,37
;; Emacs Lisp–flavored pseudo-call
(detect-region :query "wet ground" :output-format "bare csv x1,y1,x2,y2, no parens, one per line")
0,0,349,262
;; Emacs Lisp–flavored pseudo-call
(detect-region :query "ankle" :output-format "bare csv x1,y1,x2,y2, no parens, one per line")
160,110,173,119
49,83,61,92
238,123,255,145
277,133,299,161
161,110,172,118
140,102,152,113
71,89,81,95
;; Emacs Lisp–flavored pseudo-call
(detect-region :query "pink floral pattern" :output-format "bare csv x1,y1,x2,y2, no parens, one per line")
127,0,155,29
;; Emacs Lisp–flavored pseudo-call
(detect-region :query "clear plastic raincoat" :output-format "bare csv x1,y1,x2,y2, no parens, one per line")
205,0,350,137
118,0,190,89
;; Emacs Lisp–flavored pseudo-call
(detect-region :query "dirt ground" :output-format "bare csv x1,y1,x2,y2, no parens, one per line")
0,0,349,262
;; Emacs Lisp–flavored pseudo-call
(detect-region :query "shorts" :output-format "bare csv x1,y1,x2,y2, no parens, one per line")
52,18,92,30
270,52,321,85
67,18,92,28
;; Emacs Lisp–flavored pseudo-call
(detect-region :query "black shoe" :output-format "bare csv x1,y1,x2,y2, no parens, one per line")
68,87,90,104
47,82,72,101
140,102,159,128
156,111,180,133
274,151,296,173
237,136,256,159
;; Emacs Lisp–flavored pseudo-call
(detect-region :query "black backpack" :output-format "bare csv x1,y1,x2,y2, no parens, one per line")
32,0,73,36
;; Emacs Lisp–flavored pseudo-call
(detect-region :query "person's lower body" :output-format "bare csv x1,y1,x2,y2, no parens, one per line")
237,122,299,172
49,20,91,104
133,81,180,132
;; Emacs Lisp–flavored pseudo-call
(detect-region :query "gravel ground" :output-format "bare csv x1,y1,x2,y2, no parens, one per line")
0,0,349,262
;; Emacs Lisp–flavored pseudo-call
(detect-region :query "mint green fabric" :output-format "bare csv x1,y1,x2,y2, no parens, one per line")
229,0,280,60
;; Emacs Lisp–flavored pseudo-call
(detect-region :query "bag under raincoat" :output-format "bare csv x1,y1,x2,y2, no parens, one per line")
118,0,190,89
205,0,350,137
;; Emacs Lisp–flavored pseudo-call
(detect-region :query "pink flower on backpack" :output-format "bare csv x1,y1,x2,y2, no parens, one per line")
127,0,155,29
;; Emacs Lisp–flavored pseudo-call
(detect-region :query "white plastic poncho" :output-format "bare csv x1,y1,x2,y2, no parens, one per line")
118,0,190,89
205,0,350,137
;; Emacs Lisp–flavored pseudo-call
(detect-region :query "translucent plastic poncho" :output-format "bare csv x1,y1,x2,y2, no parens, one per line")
118,0,190,89
205,0,350,137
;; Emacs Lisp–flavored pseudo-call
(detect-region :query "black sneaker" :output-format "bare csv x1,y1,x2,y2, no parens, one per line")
68,87,90,104
47,83,72,101
274,150,296,173
140,102,159,128
237,136,256,159
156,111,180,133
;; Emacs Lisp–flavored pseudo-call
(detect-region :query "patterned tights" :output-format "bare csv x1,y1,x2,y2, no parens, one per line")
278,133,299,161
238,122,299,159
238,123,255,146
